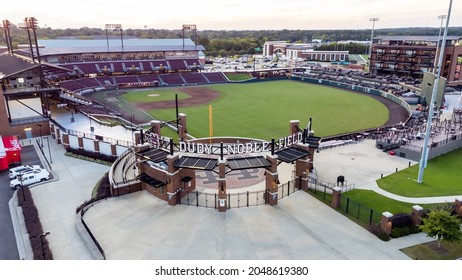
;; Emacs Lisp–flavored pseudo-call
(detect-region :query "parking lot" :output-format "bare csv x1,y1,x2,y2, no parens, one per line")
0,143,42,260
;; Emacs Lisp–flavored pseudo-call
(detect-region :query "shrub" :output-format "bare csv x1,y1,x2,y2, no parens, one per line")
390,228,402,238
17,187,54,260
377,232,390,241
65,147,117,163
76,172,112,214
400,226,411,236
391,213,414,228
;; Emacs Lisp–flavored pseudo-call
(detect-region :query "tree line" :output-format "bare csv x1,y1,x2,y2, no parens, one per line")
5,26,462,57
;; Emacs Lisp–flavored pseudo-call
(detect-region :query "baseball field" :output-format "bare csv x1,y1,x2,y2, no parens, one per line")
90,80,392,140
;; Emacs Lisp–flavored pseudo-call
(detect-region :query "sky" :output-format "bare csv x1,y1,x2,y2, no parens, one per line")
1,0,461,30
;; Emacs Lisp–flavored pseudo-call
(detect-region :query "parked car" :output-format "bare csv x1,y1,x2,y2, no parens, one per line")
8,165,41,179
10,169,51,189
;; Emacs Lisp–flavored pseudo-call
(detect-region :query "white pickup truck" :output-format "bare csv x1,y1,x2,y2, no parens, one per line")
10,169,51,189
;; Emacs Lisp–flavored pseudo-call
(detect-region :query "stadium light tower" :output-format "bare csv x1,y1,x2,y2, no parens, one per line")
19,17,40,63
2,20,14,55
433,15,447,74
105,24,124,54
417,0,453,184
368,17,379,73
182,24,197,50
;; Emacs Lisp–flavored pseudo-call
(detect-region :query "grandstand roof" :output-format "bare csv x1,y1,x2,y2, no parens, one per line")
0,54,39,78
20,38,205,56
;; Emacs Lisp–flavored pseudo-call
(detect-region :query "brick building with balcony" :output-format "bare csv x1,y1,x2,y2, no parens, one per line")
370,36,462,86
0,54,59,139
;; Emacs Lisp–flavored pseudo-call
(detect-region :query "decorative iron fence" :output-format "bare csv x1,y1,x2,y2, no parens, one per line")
180,180,298,209
339,196,382,228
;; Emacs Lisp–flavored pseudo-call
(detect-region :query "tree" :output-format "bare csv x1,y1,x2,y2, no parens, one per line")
419,207,462,249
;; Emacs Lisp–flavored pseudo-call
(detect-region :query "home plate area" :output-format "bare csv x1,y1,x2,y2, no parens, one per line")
195,168,265,189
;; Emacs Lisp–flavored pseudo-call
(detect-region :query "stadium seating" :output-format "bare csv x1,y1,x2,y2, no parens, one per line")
138,74,160,83
181,73,208,84
78,77,103,88
151,60,168,70
112,62,125,73
95,76,115,86
115,75,141,85
184,59,202,70
203,72,228,83
73,63,99,74
140,61,154,72
159,73,185,86
167,59,187,71
59,80,87,92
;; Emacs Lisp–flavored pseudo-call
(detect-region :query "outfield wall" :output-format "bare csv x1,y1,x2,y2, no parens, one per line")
290,75,412,123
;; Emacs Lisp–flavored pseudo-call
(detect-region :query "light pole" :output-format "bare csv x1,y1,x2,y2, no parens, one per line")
418,0,453,183
36,124,43,147
44,136,52,163
368,17,379,73
34,232,50,260
17,173,26,202
434,15,447,74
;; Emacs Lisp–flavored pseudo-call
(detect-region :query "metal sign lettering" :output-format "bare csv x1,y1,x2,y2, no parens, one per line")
144,131,305,155
105,24,122,30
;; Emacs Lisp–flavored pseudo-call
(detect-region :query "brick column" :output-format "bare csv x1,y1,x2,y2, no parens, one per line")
178,113,187,142
454,198,462,217
411,205,424,226
93,140,100,154
265,154,279,206
289,119,300,135
295,143,309,191
111,144,117,157
217,159,227,212
62,133,70,151
56,128,61,144
134,131,142,146
166,154,180,206
331,187,342,209
381,212,393,236
50,123,56,139
150,120,161,137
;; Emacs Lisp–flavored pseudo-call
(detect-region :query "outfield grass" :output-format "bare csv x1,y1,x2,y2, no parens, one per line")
377,148,462,197
224,72,253,81
138,80,388,140
120,88,189,103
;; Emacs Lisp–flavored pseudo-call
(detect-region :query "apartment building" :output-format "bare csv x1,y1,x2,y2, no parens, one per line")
370,36,462,86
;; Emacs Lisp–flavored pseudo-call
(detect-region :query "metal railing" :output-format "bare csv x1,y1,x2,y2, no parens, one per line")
339,196,382,228
80,201,106,259
180,180,299,209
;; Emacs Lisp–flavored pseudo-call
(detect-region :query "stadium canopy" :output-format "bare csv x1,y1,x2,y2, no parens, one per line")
137,173,166,188
137,148,170,163
274,147,310,163
227,156,271,170
174,156,218,171
305,136,322,149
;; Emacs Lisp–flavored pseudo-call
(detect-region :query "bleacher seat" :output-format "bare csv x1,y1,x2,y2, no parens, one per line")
181,73,208,84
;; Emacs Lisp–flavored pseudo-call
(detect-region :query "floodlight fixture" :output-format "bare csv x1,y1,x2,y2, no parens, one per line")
433,15,447,73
